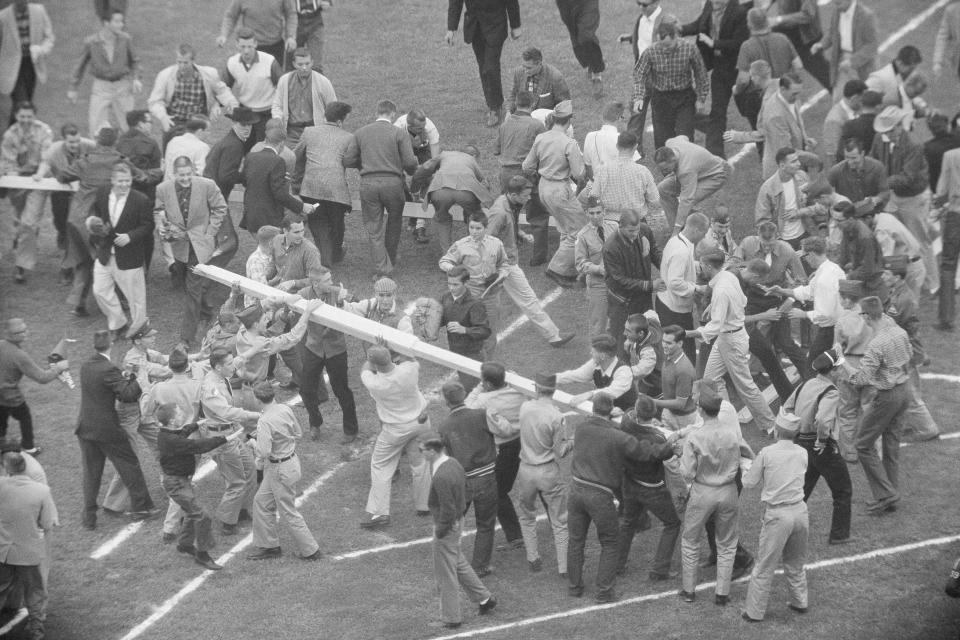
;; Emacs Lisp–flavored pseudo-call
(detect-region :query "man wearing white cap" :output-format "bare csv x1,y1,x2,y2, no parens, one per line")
521,99,587,286
869,105,937,294
344,277,413,334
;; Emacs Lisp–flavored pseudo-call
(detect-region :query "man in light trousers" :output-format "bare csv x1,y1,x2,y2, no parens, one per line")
359,346,431,529
515,373,572,575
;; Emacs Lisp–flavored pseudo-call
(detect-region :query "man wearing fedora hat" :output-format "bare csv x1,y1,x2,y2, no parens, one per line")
842,295,912,515
515,373,572,575
787,348,853,545
204,105,260,198
740,403,809,622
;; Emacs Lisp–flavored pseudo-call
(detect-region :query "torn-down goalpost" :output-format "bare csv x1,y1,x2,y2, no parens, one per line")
192,264,595,416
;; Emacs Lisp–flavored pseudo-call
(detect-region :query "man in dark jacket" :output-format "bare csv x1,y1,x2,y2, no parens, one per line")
681,0,749,158
446,0,521,128
440,266,492,392
204,107,258,200
603,209,664,355
76,330,156,530
769,0,832,91
87,163,155,337
239,119,315,234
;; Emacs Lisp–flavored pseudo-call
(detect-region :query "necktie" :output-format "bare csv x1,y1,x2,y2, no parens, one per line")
597,225,605,242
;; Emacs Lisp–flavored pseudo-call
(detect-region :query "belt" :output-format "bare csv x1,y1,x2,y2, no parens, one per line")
721,327,743,334
572,476,616,496
693,479,735,488
539,176,571,182
269,453,295,463
288,121,312,129
765,499,804,508
205,423,234,432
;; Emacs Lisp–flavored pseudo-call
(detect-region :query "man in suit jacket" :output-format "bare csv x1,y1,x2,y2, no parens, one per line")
76,330,156,530
446,0,521,128
0,0,54,125
270,47,336,146
155,157,231,347
811,0,877,101
769,0,832,91
935,1,960,83
240,118,315,234
681,0,749,158
87,163,155,336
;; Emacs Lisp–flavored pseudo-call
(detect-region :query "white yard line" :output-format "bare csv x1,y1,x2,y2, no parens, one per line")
430,533,960,640
0,608,27,636
118,462,346,640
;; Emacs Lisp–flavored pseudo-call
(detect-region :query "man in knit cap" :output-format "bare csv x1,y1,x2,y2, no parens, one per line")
344,277,413,334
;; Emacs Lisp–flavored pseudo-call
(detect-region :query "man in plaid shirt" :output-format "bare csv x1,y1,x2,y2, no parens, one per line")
592,131,666,242
632,21,709,151
842,295,912,516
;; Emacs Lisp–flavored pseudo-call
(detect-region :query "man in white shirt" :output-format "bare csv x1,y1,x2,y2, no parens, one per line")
687,251,775,434
768,236,845,370
163,118,210,181
555,334,635,413
583,101,639,173
358,346,430,529
656,212,708,363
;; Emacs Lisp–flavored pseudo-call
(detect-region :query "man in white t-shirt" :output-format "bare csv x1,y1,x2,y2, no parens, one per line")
755,146,814,249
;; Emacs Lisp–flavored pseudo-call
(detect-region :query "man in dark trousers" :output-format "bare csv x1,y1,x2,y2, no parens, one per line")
76,330,157,530
87,163,155,338
568,393,674,603
555,0,605,98
239,119,316,234
421,436,496,630
680,0,749,158
445,0,521,128
439,266,491,392
343,99,418,277
769,0,832,92
204,107,258,200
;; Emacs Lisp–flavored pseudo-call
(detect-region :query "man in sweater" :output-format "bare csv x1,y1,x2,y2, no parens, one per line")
0,319,69,455
358,346,430,529
567,393,674,602
656,212,708,362
270,48,336,145
343,99,418,276
421,436,497,630
655,135,730,231
222,28,282,150
218,0,297,67
156,403,243,570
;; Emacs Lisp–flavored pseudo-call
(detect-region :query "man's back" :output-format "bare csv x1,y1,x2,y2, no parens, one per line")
77,355,137,441
0,475,55,566
438,406,497,474
352,120,416,177
496,112,545,167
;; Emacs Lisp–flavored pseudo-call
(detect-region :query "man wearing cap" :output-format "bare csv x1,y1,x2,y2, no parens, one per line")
784,347,852,545
869,105,937,294
204,107,258,199
0,319,69,455
615,394,682,581
556,334,636,413
568,393,676,602
880,257,939,443
358,346,431,529
77,330,157,530
155,156,230,348
344,277,413,335
515,373,571,575
247,382,323,561
521,99,587,286
657,212,709,363
483,176,576,348
270,47,335,146
654,135,730,232
687,251,776,434
200,349,261,535
740,406,809,622
842,295,912,515
678,382,754,605
575,195,617,336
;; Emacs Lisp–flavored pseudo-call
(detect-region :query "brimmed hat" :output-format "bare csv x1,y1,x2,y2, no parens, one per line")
553,100,573,118
228,106,260,125
535,372,557,392
838,279,865,299
874,106,909,133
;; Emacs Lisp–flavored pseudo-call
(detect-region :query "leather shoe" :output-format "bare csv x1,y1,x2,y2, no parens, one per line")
237,509,252,523
742,612,762,623
82,521,96,531
247,546,282,560
176,543,198,556
220,522,238,535
648,570,677,581
549,332,575,348
162,532,177,544
700,555,717,568
415,510,431,517
828,536,856,545
127,508,161,521
866,495,899,514
478,597,497,614
715,595,729,606
595,591,618,604
528,558,542,573
302,549,324,561
194,552,223,571
679,590,696,603
102,507,124,518
568,585,584,598
340,434,358,445
788,604,808,614
359,513,390,529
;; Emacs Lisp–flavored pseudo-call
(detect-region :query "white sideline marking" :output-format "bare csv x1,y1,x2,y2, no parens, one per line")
118,462,346,640
0,608,27,635
920,372,960,384
431,534,960,640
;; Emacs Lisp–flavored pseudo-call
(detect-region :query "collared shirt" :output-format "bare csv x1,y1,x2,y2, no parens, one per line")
838,0,857,51
122,346,170,392
633,38,709,103
175,182,192,224
521,128,586,181
873,212,921,258
235,322,308,384
518,397,571,465
438,235,509,297
270,235,325,290
556,358,633,403
464,385,526,445
662,352,696,414
508,62,570,113
735,236,806,287
742,440,807,506
0,340,58,407
574,221,617,287
484,196,521,265
792,259,845,327
164,132,210,181
200,370,259,426
108,190,127,227
636,6,662,56
665,136,728,224
150,374,203,424
700,269,747,341
0,120,52,175
827,157,889,214
788,374,840,438
848,316,912,389
245,247,275,305
344,298,414,334
169,65,207,122
256,402,301,462
494,111,545,167
697,227,738,260
680,401,748,486
0,475,56,566
360,360,427,425
835,304,873,357
657,232,697,313
582,125,639,170
71,30,140,88
593,156,660,217
288,72,314,124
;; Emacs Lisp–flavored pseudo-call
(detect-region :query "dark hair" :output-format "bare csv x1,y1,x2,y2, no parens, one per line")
745,258,771,276
420,438,444,453
590,334,617,355
780,72,803,88
801,236,827,255
111,162,131,176
281,212,306,229
617,131,638,150
653,146,676,163
896,45,922,66
447,266,471,283
61,123,80,138
602,101,625,122
757,220,778,238
13,101,35,115
177,43,196,58
592,393,614,417
184,118,208,132
376,99,397,116
156,403,178,426
324,101,352,123
833,200,857,220
209,349,232,370
468,212,488,227
841,137,864,153
480,362,506,389
657,21,679,39
843,79,868,99
700,251,726,271
775,146,797,165
515,91,536,110
96,127,118,147
662,324,686,343
236,27,257,41
293,47,311,59
441,380,466,405
253,381,275,403
505,175,532,193
521,46,542,62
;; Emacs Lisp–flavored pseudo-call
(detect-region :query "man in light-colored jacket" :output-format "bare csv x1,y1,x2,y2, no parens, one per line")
271,48,335,146
148,44,238,136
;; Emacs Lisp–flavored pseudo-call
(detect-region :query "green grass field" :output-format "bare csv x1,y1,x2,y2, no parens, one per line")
2,0,960,638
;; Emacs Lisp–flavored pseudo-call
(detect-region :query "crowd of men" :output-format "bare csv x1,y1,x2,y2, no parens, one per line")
0,0,957,635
